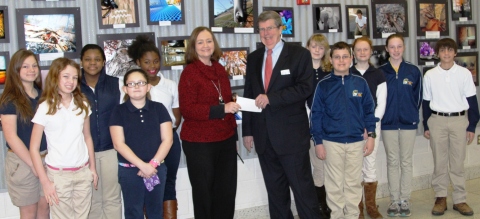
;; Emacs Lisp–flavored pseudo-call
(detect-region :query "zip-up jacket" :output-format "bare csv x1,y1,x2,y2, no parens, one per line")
310,72,377,145
380,60,423,130
81,68,121,152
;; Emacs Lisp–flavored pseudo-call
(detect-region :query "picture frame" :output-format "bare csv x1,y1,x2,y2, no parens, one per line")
371,0,409,39
345,5,369,39
220,47,248,80
16,8,82,61
451,0,472,21
97,0,140,29
262,7,294,38
97,32,155,77
312,4,342,33
231,85,244,124
0,6,10,43
0,51,10,89
371,45,389,68
256,41,302,50
416,0,449,37
157,36,189,71
454,52,479,86
417,39,440,66
456,24,477,50
146,0,185,26
209,0,258,34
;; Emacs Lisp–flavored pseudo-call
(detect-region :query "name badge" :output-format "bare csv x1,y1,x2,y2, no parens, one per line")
281,69,290,75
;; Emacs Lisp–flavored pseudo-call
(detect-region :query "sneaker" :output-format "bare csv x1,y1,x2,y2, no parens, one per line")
387,201,399,217
399,200,411,217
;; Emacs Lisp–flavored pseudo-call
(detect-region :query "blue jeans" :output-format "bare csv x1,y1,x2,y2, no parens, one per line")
119,164,167,219
164,131,181,200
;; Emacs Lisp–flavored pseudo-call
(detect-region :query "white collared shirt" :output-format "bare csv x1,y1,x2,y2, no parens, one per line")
423,63,476,112
32,98,91,167
262,41,285,83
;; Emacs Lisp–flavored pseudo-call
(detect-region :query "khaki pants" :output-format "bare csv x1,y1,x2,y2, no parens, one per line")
47,165,93,219
88,149,122,219
309,140,325,187
324,140,364,219
428,114,468,204
362,122,381,182
381,129,416,202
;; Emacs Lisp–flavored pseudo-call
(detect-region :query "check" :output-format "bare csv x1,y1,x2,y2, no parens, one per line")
236,97,262,113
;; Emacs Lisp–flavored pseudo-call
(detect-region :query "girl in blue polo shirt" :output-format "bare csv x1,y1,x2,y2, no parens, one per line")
0,49,49,218
109,69,173,219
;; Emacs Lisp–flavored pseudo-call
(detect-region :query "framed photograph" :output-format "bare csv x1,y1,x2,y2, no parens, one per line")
371,0,409,38
345,5,369,39
220,47,248,80
417,39,440,66
157,36,188,71
312,4,342,33
456,24,476,50
97,32,155,77
371,46,389,68
209,0,258,34
16,8,82,61
256,41,302,50
422,66,434,75
454,52,479,86
262,7,294,37
416,0,449,37
97,0,140,29
451,0,472,21
146,0,185,25
0,51,9,89
0,6,10,43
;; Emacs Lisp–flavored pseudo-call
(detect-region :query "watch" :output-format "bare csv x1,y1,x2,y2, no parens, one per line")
367,132,376,138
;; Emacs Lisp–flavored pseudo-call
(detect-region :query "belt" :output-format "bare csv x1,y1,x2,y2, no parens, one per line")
119,160,164,168
47,162,89,171
432,110,465,117
8,148,47,158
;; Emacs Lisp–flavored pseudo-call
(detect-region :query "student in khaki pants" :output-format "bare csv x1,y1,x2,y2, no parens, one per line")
310,42,377,219
423,38,479,217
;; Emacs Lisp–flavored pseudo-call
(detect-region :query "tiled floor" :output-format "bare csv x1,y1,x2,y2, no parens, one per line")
257,178,480,219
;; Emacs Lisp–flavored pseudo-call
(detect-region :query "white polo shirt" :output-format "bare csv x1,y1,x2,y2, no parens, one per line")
423,63,476,112
32,99,91,167
119,72,179,127
356,16,367,28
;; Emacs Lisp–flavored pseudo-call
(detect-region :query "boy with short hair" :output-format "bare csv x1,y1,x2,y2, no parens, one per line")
423,37,479,216
310,41,377,218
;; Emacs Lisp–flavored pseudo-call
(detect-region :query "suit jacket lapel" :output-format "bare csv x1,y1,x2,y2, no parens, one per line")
255,51,266,93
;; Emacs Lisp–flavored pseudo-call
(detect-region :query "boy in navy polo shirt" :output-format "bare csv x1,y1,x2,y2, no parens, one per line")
310,42,377,218
423,38,479,216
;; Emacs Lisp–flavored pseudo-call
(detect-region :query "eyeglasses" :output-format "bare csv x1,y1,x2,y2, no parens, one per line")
258,26,279,33
332,55,351,61
125,81,148,88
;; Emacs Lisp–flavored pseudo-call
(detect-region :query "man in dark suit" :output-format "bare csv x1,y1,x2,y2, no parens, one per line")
242,11,322,219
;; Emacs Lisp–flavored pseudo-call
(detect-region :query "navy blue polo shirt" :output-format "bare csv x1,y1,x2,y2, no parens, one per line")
109,99,171,163
81,68,121,152
0,87,47,151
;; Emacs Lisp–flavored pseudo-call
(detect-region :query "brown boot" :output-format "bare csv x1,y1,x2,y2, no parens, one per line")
358,196,364,219
164,200,178,219
431,197,447,215
364,181,383,219
453,202,474,216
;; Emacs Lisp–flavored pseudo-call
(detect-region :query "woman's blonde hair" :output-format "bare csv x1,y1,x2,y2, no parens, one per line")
306,34,332,72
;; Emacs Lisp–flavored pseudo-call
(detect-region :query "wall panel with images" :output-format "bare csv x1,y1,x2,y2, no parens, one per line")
15,7,82,62
97,0,140,29
97,32,155,77
0,6,9,43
